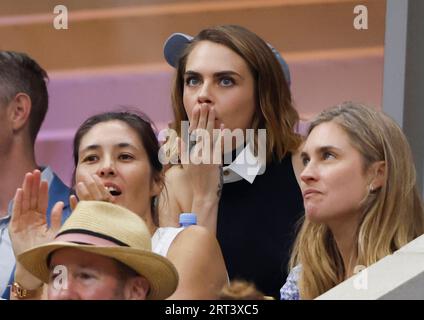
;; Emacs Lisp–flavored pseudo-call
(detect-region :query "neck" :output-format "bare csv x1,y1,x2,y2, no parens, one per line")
137,207,158,236
0,141,37,217
328,215,360,279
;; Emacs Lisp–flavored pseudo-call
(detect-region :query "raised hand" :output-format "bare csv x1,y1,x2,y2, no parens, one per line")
183,104,224,200
178,104,225,233
70,174,114,210
9,170,64,258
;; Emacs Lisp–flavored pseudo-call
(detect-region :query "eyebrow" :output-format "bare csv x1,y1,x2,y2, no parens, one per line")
80,143,137,154
80,144,100,153
184,70,242,79
301,145,342,157
48,263,96,272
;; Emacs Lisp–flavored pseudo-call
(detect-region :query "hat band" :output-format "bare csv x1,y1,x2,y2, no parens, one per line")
55,229,129,247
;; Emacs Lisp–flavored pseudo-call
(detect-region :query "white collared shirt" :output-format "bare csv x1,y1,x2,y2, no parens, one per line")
222,144,266,184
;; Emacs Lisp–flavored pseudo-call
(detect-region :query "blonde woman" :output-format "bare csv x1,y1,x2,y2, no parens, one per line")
280,102,424,299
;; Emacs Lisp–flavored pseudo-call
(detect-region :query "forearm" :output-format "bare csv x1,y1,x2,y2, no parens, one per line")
191,197,219,235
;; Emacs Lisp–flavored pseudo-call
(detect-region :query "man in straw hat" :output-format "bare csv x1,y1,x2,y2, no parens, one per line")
14,201,178,300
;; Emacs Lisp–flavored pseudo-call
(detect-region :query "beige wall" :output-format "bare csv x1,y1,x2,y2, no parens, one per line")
1,1,387,183
0,0,386,70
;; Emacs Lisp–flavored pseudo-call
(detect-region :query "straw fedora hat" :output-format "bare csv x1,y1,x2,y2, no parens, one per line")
17,201,178,300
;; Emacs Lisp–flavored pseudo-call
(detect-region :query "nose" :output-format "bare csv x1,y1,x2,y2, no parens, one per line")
97,157,116,177
300,161,318,184
197,82,213,105
49,277,80,300
55,287,80,300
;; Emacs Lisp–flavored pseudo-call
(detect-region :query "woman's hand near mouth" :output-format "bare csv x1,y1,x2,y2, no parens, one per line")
70,174,116,210
179,103,224,234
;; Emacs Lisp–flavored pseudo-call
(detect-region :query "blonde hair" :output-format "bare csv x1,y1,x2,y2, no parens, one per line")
169,25,301,162
290,102,424,299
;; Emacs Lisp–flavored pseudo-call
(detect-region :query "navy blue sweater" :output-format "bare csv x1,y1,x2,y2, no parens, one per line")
217,154,304,298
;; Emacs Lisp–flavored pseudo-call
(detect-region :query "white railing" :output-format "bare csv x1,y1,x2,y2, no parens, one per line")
316,234,424,300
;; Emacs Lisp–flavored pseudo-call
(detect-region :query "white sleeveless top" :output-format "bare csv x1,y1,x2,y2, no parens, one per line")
152,227,184,257
152,226,231,285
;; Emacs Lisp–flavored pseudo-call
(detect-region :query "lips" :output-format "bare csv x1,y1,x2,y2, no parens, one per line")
303,189,321,198
103,182,122,196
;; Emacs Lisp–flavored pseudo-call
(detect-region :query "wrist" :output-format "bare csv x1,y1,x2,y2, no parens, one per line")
10,282,43,300
192,197,219,210
14,263,44,290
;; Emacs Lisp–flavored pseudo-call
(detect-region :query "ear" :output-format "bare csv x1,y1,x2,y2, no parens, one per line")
123,276,150,300
368,161,386,190
150,172,164,197
9,93,32,131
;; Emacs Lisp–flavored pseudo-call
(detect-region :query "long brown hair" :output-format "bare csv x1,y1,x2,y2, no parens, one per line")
170,25,301,161
290,102,424,299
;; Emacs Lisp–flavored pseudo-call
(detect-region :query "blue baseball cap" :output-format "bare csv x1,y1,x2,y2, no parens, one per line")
163,32,291,87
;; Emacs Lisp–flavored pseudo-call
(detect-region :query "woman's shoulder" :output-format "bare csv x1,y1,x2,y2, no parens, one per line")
154,226,218,258
163,165,193,192
173,225,216,247
168,225,222,260
164,164,188,180
152,226,184,257
153,226,184,239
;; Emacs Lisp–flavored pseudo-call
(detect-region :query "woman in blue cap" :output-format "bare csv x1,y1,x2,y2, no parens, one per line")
159,25,304,299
